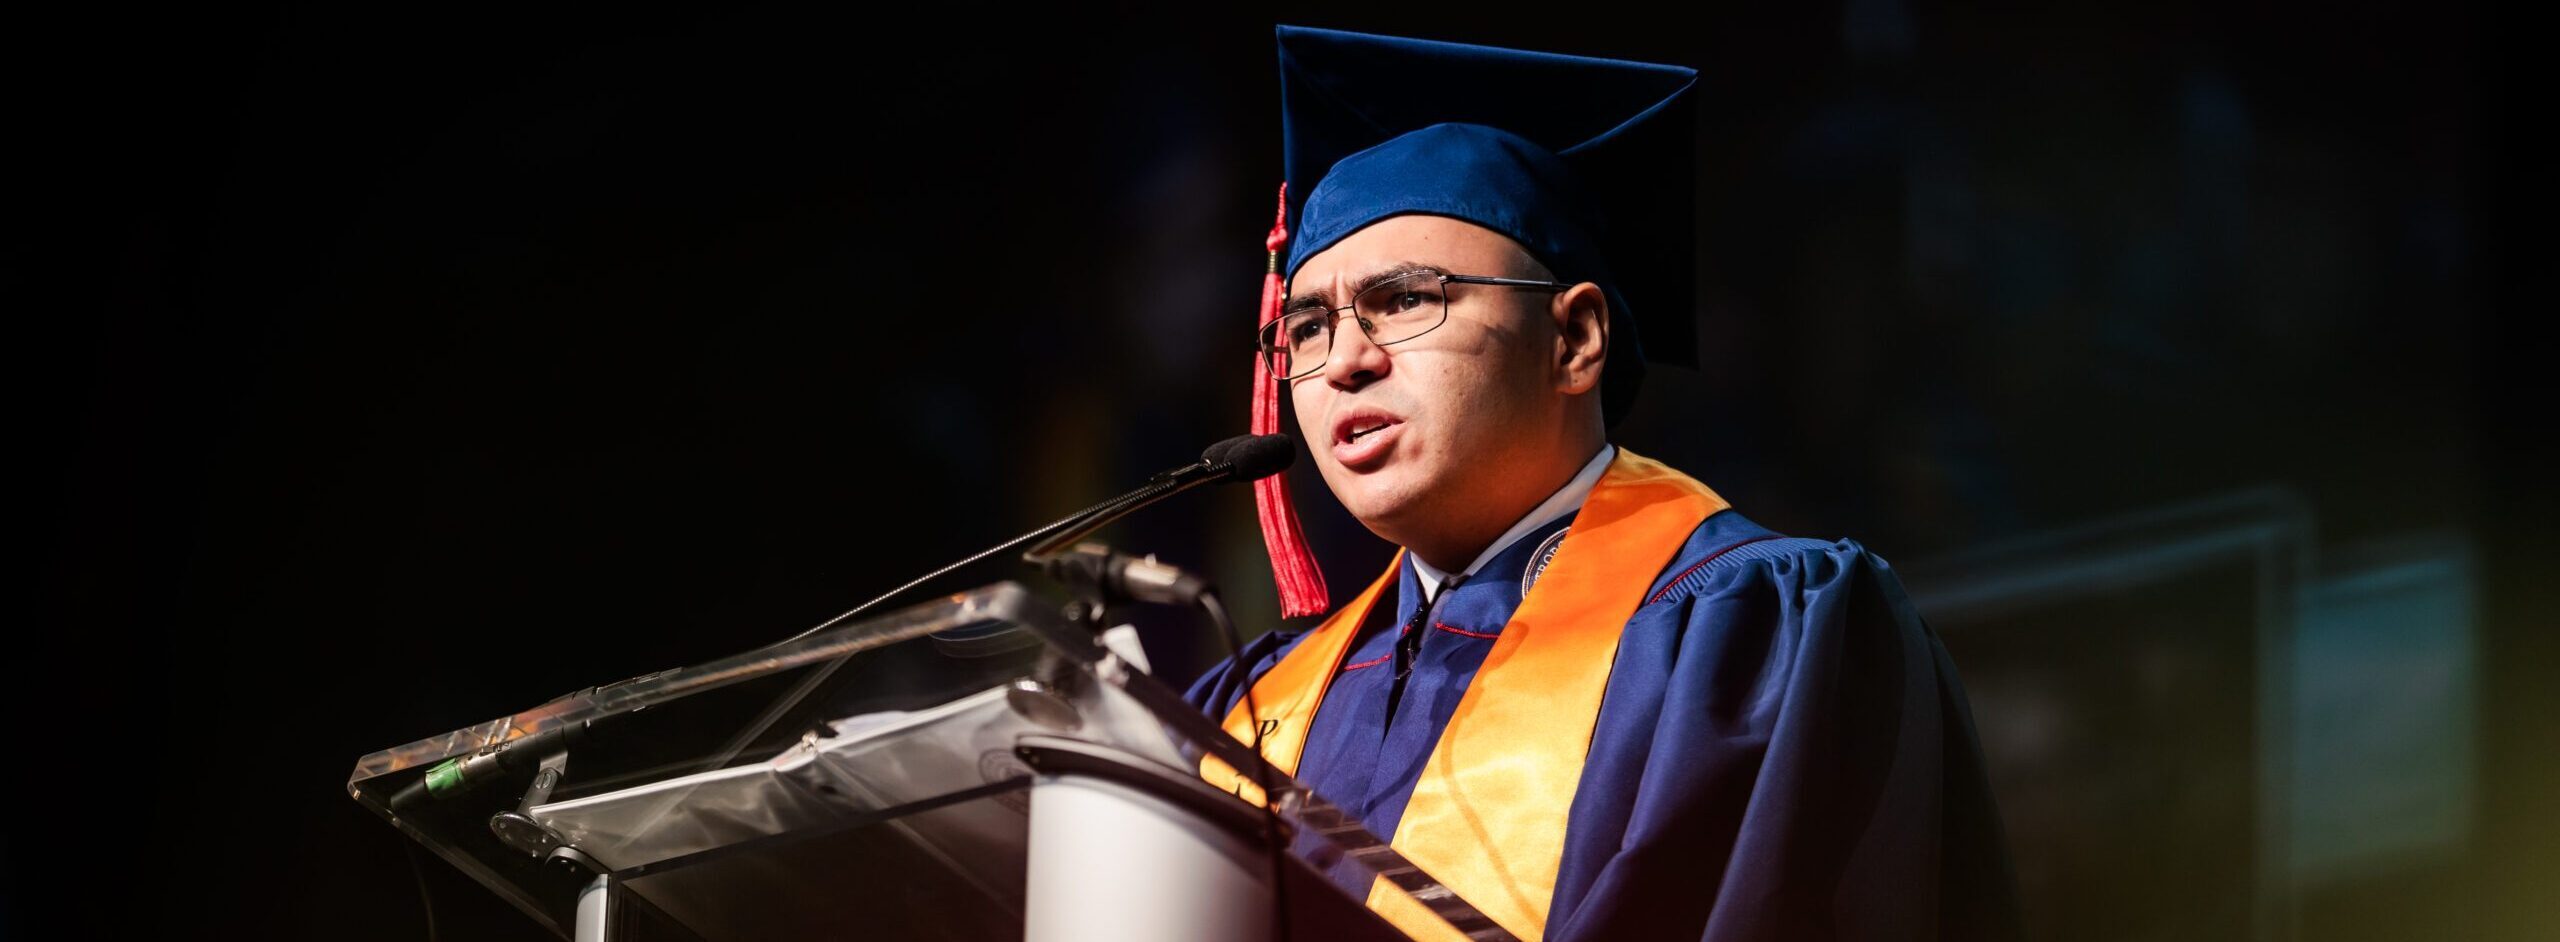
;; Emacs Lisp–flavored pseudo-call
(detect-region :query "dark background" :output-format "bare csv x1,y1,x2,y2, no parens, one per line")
20,1,2544,939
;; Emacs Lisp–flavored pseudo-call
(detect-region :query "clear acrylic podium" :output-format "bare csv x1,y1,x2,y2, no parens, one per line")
348,582,1510,941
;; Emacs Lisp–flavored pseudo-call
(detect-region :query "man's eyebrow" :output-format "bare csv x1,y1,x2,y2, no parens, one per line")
1285,262,1447,310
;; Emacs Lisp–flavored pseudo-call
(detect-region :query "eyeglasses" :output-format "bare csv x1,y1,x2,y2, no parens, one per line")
1256,269,1576,381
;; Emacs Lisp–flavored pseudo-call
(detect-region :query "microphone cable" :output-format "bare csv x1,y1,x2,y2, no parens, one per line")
1199,589,1290,942
400,836,441,942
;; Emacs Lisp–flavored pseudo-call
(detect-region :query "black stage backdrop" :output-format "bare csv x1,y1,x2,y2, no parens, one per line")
20,3,2545,939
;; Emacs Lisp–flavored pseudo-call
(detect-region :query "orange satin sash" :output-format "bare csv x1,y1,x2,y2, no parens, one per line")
1202,448,1728,940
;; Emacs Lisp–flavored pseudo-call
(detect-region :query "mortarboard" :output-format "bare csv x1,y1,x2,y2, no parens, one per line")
1250,25,1700,617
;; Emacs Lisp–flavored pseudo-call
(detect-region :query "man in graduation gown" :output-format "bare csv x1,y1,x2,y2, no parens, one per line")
1184,26,2020,942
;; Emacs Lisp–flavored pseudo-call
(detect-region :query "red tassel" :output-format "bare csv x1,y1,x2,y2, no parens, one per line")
1253,183,1331,617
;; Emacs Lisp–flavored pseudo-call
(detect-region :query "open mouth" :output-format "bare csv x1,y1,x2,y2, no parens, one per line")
1331,409,1403,446
1329,410,1404,470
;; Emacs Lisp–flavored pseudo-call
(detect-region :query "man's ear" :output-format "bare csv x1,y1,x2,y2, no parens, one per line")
1552,282,1609,396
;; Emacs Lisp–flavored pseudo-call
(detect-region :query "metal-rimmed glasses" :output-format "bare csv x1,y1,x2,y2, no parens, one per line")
1256,268,1576,381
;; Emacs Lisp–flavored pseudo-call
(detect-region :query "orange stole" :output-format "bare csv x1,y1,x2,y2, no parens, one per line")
1202,449,1728,941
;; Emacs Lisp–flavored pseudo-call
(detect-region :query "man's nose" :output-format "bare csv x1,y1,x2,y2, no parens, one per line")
1319,313,1393,388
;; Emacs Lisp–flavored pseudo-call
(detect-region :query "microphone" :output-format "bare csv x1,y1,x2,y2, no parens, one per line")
1025,433,1295,561
1142,432,1298,488
771,433,1298,646
701,434,1295,784
1199,433,1296,483
1022,436,1296,606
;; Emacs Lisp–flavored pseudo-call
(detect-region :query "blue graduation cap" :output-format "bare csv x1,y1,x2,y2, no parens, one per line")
1248,25,1701,617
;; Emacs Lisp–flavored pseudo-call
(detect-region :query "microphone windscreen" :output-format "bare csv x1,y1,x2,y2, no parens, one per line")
1202,433,1296,482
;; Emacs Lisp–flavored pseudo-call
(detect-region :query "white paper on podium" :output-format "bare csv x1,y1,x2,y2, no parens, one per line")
530,649,1185,874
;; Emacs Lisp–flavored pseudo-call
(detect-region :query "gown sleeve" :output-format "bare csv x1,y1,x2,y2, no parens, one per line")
1545,538,2023,942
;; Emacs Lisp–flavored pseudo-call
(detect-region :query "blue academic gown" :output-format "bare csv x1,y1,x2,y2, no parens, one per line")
1184,507,2021,941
